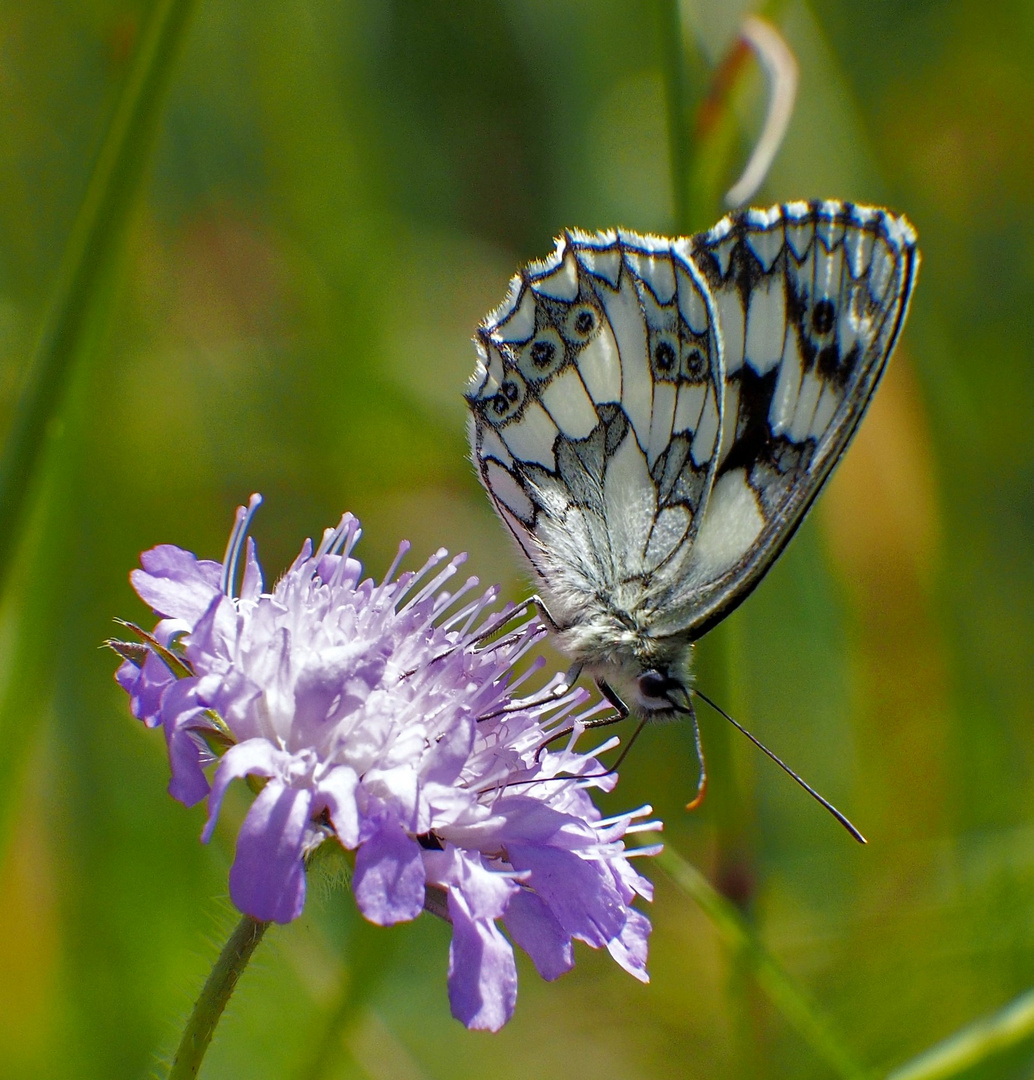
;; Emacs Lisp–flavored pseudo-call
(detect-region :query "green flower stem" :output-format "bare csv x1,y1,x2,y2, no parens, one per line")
168,915,270,1080
655,846,870,1080
0,0,199,597
885,986,1034,1080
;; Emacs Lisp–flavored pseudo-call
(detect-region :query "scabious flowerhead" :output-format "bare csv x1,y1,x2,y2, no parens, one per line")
114,496,661,1030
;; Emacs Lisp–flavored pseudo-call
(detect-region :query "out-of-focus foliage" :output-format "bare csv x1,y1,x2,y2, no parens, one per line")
1,1,1033,1078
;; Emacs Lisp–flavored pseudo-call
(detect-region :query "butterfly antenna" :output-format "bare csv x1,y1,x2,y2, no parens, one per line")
692,688,867,844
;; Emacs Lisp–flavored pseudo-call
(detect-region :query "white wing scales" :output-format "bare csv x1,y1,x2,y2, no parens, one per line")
467,202,919,651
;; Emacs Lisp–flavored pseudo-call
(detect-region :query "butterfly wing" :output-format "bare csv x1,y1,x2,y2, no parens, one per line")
466,229,725,629
651,201,920,639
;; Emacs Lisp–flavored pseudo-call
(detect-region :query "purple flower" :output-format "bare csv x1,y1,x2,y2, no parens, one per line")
115,496,661,1031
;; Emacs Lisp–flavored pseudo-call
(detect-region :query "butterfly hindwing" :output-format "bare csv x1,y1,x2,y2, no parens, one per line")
467,229,724,624
654,200,919,638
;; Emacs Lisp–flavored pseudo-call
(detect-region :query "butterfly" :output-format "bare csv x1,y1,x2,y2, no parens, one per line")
466,201,918,818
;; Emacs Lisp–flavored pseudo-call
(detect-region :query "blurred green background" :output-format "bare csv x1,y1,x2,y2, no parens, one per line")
1,1,1032,1077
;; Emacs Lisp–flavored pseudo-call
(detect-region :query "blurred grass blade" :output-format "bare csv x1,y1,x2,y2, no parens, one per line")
0,0,200,597
885,987,1034,1080
654,0,695,233
655,846,870,1080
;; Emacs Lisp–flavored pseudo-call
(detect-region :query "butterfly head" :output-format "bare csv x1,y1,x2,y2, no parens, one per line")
629,667,693,718
580,635,696,721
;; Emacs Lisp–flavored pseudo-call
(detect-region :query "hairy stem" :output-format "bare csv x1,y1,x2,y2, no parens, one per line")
168,915,270,1080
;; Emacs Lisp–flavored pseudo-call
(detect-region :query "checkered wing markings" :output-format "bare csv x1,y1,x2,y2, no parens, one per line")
466,229,723,604
655,201,920,637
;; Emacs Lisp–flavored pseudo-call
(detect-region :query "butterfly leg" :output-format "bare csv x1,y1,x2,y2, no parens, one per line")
526,593,564,633
471,593,564,650
531,682,630,760
601,714,648,774
593,678,630,722
559,661,583,694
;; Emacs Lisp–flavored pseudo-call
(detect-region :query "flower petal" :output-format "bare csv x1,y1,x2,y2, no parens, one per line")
506,843,625,946
202,739,289,842
116,650,174,727
447,886,518,1032
316,764,360,848
132,545,223,623
240,536,264,600
606,907,651,983
229,780,312,923
503,889,573,982
352,813,425,925
186,592,238,669
292,644,388,747
157,679,214,807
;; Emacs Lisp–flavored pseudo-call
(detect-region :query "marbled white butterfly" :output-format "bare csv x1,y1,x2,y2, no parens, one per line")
466,201,918,820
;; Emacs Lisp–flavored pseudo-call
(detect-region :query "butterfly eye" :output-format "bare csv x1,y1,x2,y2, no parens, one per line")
636,670,673,704
811,298,836,335
562,303,600,343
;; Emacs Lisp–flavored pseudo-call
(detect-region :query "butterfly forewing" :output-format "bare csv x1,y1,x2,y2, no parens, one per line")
655,201,919,638
467,201,918,654
467,229,725,626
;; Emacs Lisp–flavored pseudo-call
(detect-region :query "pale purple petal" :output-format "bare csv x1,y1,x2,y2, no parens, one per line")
203,739,289,842
315,552,362,588
132,546,223,623
185,592,238,668
116,651,174,727
447,848,519,921
158,680,214,807
164,714,212,807
447,887,518,1032
503,889,573,981
292,644,387,746
239,536,264,600
315,765,360,848
491,794,596,848
361,767,421,832
352,813,425,925
199,667,263,738
229,780,312,924
606,908,651,983
506,843,625,946
419,710,475,786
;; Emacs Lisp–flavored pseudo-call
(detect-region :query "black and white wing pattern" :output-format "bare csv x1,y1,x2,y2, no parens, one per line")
657,201,919,637
466,227,725,632
466,201,919,649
